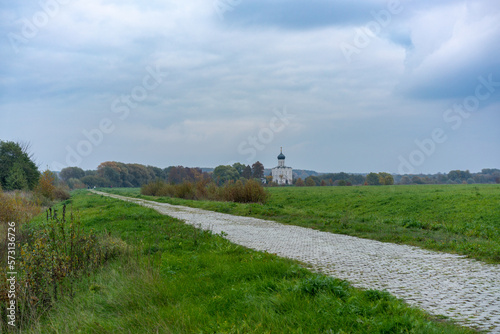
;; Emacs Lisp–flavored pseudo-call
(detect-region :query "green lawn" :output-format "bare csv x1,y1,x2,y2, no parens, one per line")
26,190,472,333
103,184,500,263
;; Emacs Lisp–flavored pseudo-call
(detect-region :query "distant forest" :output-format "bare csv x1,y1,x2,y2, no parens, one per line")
57,161,500,189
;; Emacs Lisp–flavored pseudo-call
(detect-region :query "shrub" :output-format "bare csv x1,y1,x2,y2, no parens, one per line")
33,170,71,204
66,178,86,190
141,178,268,204
34,170,56,200
53,185,71,201
220,179,268,203
141,179,166,197
195,178,210,199
295,178,305,186
176,182,195,199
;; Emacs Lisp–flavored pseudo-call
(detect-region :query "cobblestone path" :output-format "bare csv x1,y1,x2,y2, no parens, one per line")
94,191,500,332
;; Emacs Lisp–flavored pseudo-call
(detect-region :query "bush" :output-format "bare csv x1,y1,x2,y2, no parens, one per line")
53,185,71,201
141,179,165,197
176,182,195,199
141,179,268,204
295,178,305,186
32,170,71,204
221,179,268,203
34,170,56,200
141,181,193,199
66,178,86,190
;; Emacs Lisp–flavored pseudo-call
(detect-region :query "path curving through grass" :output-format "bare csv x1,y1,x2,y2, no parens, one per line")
92,190,500,333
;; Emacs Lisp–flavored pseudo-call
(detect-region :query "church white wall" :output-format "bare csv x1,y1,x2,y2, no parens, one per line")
272,166,293,185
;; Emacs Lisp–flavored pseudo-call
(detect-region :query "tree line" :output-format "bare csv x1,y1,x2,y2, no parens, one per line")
293,172,368,187
395,169,500,185
59,161,267,189
2,139,497,192
294,170,499,187
46,163,500,190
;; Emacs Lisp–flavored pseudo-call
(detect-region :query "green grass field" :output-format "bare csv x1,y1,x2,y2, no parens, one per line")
25,190,473,333
104,184,500,263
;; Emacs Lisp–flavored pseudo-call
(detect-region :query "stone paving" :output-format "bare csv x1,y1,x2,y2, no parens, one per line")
93,191,500,332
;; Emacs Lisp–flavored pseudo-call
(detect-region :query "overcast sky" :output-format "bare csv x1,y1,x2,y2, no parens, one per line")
1,0,499,174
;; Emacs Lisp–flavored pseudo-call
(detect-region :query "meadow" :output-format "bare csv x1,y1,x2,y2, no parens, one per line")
22,190,472,333
105,184,500,263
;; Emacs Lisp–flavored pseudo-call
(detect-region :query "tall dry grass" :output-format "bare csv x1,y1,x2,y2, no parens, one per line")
0,190,42,269
0,190,43,330
0,191,42,226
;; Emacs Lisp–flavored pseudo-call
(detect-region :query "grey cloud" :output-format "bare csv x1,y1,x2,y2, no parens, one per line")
1,0,499,172
218,0,383,29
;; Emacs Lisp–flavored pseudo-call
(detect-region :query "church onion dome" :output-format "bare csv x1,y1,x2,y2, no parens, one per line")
278,147,285,160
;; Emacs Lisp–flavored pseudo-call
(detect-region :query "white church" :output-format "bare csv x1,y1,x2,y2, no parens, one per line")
272,147,293,185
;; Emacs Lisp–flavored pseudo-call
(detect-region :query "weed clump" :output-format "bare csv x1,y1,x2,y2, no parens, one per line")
297,276,350,299
0,205,125,331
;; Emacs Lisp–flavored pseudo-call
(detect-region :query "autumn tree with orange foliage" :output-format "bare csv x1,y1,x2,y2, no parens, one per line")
35,170,56,200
